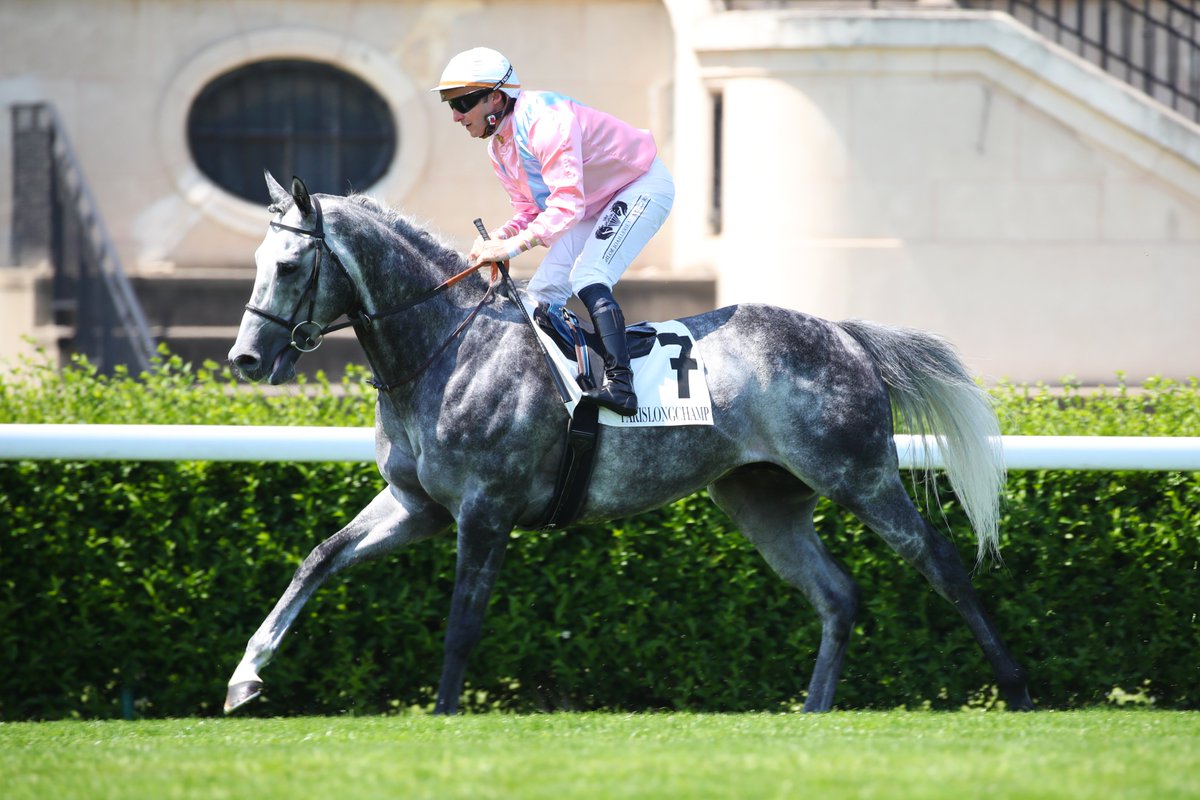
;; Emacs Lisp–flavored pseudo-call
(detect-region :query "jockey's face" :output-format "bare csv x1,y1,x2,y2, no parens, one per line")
443,87,503,139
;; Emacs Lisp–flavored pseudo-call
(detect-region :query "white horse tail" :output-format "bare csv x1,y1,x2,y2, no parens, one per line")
837,319,1005,564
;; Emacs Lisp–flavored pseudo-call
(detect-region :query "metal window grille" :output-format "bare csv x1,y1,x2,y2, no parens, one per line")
187,60,397,203
961,0,1200,122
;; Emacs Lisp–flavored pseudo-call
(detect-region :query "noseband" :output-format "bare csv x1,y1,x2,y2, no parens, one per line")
245,195,494,389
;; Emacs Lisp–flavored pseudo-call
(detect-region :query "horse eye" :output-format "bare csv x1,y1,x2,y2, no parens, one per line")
277,260,302,275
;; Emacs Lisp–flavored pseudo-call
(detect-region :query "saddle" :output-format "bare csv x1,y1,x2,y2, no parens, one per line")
532,302,658,391
528,302,713,531
530,302,655,533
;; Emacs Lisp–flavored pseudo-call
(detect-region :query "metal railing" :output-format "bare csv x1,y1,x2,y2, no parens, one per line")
10,103,155,373
721,1,1200,123
961,0,1200,122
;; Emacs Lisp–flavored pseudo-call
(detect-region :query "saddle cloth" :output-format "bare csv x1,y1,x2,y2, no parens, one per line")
528,300,715,428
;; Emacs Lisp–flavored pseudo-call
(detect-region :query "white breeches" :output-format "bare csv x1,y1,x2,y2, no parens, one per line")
526,157,675,306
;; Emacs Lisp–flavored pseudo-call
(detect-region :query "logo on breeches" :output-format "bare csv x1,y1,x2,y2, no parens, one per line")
595,201,629,240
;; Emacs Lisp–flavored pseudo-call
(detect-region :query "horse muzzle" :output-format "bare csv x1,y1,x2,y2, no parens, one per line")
229,338,302,385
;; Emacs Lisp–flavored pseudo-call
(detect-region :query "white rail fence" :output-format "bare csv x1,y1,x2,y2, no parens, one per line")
1,425,1199,471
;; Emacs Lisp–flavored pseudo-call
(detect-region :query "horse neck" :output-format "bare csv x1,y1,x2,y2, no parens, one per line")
334,214,494,386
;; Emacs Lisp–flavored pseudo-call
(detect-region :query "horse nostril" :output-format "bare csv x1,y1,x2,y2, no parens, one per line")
231,353,260,375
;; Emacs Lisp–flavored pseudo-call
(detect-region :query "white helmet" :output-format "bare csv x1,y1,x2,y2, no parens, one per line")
432,47,521,99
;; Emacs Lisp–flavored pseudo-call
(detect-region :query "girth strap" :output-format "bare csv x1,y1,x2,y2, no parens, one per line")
538,401,600,531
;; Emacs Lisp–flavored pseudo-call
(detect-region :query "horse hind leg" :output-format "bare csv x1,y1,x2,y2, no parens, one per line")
840,476,1034,710
709,467,861,712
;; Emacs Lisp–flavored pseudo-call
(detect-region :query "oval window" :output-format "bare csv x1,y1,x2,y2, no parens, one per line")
187,59,396,203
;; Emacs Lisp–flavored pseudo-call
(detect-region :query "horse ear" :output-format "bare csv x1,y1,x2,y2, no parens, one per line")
291,177,314,217
264,170,291,209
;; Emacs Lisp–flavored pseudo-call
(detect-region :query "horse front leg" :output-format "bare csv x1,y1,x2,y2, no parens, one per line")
224,485,451,713
433,521,512,715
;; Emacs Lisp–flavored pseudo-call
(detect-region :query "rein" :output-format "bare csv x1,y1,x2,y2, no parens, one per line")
245,196,493,390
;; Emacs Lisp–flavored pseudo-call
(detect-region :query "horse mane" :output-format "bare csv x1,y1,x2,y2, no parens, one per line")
343,194,465,268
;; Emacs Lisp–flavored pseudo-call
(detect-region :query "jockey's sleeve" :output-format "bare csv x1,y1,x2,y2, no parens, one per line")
522,110,586,246
492,184,539,242
495,108,586,253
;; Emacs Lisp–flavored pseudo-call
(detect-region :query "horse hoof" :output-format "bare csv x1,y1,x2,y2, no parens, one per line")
224,680,264,714
999,681,1035,711
1007,691,1036,712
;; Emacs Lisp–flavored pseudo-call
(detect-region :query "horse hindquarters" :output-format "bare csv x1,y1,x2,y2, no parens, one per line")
708,451,1031,712
708,467,861,712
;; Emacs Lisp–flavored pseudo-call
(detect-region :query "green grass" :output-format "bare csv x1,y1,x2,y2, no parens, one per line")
1,711,1197,799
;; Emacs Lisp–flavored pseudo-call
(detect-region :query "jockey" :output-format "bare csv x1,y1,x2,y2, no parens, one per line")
432,46,675,417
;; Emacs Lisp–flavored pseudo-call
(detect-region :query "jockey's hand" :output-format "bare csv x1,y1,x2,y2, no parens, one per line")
467,235,488,264
469,237,513,268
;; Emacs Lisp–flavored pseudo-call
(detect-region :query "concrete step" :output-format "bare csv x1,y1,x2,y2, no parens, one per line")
129,274,254,329
608,276,717,324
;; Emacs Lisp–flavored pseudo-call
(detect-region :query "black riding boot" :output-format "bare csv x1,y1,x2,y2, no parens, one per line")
579,283,638,416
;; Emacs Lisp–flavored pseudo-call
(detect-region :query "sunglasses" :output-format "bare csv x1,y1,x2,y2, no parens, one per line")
446,64,514,115
448,89,491,115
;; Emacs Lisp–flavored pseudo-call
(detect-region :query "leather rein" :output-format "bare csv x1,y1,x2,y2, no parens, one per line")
244,196,494,390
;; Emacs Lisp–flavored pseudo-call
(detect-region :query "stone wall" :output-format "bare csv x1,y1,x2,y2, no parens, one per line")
665,5,1200,383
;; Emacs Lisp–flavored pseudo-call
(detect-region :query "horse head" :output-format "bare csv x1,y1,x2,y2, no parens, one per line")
229,172,357,384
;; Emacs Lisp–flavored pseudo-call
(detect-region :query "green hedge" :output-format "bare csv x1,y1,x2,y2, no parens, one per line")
1,352,1198,718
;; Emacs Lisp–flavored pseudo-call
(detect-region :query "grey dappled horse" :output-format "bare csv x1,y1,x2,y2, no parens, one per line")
224,173,1033,714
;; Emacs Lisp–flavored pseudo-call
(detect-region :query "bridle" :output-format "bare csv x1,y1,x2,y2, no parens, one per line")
244,195,494,390
244,196,350,353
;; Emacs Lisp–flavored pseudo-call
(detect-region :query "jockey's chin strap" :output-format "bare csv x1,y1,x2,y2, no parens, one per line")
482,95,516,139
245,195,495,390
